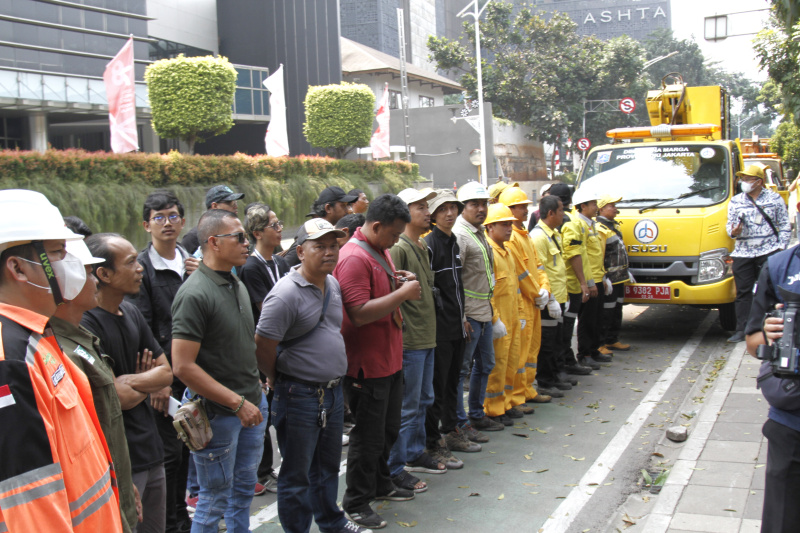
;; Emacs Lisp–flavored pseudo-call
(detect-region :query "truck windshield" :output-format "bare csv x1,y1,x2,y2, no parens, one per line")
579,144,729,208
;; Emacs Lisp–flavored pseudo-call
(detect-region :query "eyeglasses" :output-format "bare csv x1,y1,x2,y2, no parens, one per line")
266,220,284,231
149,214,182,225
208,232,246,243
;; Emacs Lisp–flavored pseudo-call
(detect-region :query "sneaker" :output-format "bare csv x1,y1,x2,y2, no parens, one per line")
260,471,278,494
489,414,513,427
515,404,535,414
343,433,350,446
405,451,447,474
391,471,428,493
591,352,613,363
597,346,614,356
430,444,465,468
336,521,374,533
375,486,415,501
727,331,746,343
565,364,592,376
506,407,524,418
444,428,482,453
606,341,631,351
347,508,387,530
577,357,601,370
535,386,564,398
185,494,198,512
528,394,551,404
469,415,504,432
460,422,490,443
254,482,268,496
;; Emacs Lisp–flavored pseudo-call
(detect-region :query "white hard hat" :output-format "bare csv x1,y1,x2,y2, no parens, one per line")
397,188,437,206
571,187,602,207
66,239,104,266
457,181,491,203
0,190,83,253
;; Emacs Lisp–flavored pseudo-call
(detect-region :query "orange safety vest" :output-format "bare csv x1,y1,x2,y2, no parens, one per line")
0,303,122,533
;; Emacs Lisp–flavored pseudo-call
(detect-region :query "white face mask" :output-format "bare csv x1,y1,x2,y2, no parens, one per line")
740,180,759,194
18,252,87,301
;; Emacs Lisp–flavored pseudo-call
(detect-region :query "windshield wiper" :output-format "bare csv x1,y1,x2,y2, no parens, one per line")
638,187,722,213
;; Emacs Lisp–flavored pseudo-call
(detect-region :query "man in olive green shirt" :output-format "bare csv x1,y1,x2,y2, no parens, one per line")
386,188,446,493
51,240,139,533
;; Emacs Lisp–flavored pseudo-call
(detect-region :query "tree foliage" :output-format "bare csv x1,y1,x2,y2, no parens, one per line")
427,4,649,147
303,83,375,159
771,121,800,170
145,55,237,154
755,9,800,125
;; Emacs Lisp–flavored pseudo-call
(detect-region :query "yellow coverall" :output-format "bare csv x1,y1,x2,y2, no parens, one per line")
484,236,521,417
506,225,551,405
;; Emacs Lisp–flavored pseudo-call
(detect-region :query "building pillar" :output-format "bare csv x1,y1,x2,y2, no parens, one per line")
28,112,47,153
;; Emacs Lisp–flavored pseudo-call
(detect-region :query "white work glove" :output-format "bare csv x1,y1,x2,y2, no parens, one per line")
492,319,508,339
603,277,613,295
564,299,570,314
546,295,562,319
534,288,549,309
628,272,636,284
520,319,526,330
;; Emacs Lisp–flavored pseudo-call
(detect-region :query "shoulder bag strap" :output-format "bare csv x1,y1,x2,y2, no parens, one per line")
278,279,332,351
747,194,780,239
353,239,397,290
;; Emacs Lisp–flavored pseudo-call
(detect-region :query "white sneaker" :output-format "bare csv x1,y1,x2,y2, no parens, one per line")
342,433,350,446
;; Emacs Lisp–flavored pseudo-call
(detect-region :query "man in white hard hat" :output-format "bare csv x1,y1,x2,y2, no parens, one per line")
0,190,123,533
453,182,505,440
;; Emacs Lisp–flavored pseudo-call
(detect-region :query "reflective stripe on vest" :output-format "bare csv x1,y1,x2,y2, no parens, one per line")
464,228,494,300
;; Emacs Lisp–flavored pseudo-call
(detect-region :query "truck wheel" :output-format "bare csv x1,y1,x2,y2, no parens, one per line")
718,303,737,331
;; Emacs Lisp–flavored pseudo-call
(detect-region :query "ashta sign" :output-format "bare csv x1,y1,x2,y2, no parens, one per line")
531,0,670,41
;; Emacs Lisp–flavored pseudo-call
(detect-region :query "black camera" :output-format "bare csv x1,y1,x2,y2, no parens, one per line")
756,286,800,377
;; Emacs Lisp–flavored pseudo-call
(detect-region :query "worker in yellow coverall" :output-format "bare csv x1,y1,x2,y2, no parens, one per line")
483,203,521,426
499,187,552,412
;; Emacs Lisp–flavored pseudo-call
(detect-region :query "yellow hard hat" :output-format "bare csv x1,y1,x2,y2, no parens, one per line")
484,203,517,225
736,164,765,180
487,181,520,200
498,187,532,207
597,194,622,210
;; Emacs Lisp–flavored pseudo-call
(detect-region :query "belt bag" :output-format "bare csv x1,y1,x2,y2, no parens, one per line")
173,396,213,452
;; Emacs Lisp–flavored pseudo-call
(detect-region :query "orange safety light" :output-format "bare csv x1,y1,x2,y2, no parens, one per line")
607,124,719,140
743,153,779,158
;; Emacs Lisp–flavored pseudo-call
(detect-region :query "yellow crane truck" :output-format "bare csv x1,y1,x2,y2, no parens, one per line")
575,74,741,330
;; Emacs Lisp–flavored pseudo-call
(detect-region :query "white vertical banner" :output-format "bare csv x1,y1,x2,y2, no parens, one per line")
263,64,290,156
370,83,390,159
103,37,138,153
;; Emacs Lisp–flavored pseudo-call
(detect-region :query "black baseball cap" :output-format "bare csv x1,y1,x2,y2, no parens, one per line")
205,185,245,209
318,186,358,205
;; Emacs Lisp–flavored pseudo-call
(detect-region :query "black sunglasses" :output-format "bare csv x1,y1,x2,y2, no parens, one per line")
207,232,246,244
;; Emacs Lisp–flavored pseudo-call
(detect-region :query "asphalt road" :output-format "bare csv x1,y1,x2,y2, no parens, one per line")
246,302,736,532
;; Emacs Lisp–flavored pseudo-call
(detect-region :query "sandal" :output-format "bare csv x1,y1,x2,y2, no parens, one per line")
404,451,447,474
392,471,427,493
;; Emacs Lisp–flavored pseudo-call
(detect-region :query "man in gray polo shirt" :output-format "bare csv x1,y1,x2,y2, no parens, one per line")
255,218,371,533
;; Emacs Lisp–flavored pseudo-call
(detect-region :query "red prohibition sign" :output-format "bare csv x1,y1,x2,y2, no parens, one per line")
577,138,591,151
619,97,636,114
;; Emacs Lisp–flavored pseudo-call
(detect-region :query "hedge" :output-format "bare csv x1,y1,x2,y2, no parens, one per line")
0,149,419,249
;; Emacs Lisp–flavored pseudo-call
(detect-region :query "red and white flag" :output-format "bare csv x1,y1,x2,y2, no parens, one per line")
264,64,290,156
103,37,138,153
370,83,390,159
0,385,15,409
554,146,561,170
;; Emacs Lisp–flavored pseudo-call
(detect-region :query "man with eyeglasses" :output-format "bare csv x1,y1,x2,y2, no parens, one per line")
172,209,268,532
127,191,196,533
181,185,244,255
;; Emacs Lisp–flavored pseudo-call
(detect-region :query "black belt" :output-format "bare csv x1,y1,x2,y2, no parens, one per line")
277,373,342,389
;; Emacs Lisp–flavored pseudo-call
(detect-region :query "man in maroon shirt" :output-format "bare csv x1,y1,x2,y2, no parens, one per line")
334,194,421,530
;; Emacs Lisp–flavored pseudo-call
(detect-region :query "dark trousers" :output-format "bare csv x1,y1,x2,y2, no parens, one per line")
155,391,191,533
577,284,603,357
762,419,800,532
733,254,772,332
257,387,276,482
602,283,625,345
342,370,403,513
537,303,564,387
561,292,583,365
426,337,465,447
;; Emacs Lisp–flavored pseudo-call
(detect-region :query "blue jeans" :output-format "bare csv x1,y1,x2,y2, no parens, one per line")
457,318,495,423
272,379,346,533
190,393,268,533
388,348,435,477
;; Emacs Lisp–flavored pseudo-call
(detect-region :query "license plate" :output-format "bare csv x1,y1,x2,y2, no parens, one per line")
625,285,671,300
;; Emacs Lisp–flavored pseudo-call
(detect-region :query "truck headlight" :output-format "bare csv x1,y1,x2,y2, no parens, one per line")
697,248,731,283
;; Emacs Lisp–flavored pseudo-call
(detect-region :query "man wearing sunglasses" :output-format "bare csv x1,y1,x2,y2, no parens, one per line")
128,191,196,533
172,209,268,533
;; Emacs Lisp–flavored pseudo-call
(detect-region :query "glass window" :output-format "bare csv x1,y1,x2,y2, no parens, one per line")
704,15,727,41
236,68,252,88
580,144,730,208
84,10,104,31
389,89,402,110
61,6,83,27
106,14,127,34
419,95,434,108
234,88,252,115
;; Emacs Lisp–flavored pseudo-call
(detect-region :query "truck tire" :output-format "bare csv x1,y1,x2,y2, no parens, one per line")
718,303,737,331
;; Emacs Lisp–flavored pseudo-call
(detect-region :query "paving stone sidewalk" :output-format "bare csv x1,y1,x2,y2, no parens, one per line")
639,343,767,533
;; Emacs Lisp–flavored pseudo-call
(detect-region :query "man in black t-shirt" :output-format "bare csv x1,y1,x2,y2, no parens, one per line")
83,233,174,533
